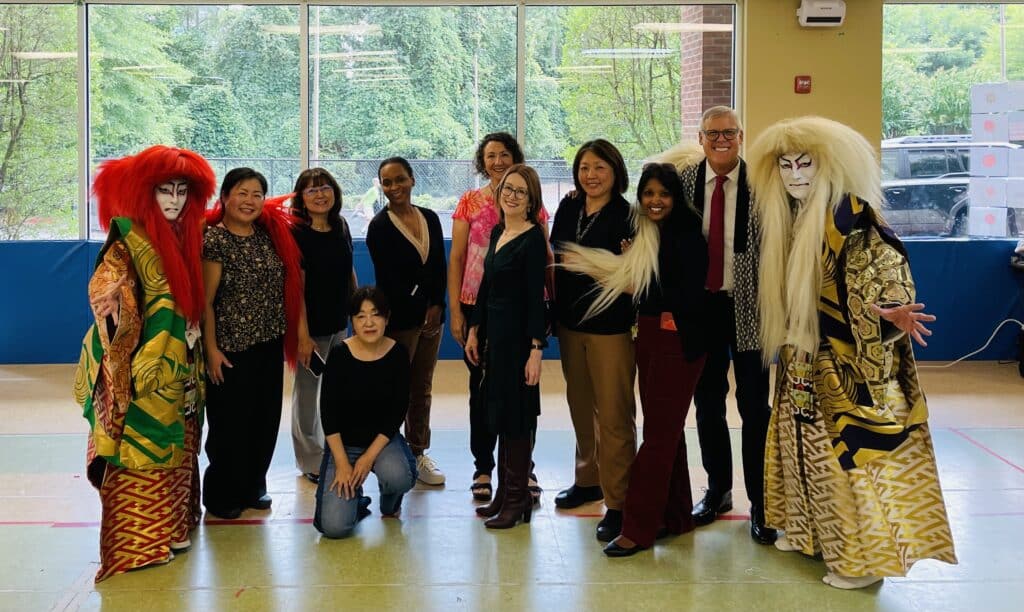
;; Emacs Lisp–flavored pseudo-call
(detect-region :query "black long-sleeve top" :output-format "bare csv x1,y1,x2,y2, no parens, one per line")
293,221,354,337
365,206,447,331
638,209,710,362
550,193,635,334
319,341,410,449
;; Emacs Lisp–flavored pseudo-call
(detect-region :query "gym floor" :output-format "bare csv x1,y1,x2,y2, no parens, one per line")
1,360,1021,611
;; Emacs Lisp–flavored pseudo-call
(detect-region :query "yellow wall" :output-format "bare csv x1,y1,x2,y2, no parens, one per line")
742,0,883,146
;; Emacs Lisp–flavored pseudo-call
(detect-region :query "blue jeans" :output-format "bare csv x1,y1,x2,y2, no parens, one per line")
313,434,417,538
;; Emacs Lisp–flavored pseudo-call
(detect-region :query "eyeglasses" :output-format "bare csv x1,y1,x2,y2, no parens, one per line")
702,129,740,141
303,185,333,197
501,185,529,201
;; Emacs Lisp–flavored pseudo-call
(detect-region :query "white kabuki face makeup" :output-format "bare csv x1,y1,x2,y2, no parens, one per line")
154,179,189,221
778,153,817,202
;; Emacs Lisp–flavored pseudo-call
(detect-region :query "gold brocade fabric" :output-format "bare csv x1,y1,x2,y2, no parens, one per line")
74,218,205,471
763,197,956,577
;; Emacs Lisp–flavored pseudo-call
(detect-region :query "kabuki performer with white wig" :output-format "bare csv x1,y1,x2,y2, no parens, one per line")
73,145,216,581
748,116,957,589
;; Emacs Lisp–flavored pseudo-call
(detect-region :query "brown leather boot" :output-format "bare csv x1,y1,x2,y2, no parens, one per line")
475,438,505,518
485,435,532,529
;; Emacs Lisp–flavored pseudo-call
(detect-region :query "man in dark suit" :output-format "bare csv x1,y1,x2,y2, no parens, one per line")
677,106,776,545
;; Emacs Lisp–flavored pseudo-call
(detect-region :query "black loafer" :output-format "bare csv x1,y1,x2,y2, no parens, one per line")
248,494,272,510
596,509,623,542
554,484,604,509
749,505,778,545
603,539,647,557
691,490,732,526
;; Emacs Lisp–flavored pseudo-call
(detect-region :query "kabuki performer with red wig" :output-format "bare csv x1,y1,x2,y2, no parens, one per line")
200,168,304,520
73,145,216,581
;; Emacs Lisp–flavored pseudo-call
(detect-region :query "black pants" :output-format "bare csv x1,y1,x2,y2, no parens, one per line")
462,303,497,477
203,337,284,514
693,292,770,507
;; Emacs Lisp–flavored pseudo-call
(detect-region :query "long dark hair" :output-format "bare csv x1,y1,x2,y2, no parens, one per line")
292,168,343,228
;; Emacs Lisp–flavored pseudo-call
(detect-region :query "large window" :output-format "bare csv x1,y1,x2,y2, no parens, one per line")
882,3,1024,239
88,4,301,238
1,2,737,240
308,5,517,236
525,4,734,216
0,4,78,240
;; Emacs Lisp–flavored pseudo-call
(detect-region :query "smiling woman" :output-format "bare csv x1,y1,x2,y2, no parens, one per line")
200,167,304,520
288,168,357,483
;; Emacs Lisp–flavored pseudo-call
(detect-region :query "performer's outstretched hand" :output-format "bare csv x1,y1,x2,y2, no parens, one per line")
91,274,127,327
870,303,935,347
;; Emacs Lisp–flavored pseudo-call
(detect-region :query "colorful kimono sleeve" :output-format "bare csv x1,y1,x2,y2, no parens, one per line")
74,238,143,461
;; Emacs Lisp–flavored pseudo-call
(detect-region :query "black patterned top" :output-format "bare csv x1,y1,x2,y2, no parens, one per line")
203,224,286,352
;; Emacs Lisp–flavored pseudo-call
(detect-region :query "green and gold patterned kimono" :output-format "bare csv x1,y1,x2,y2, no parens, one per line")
73,217,204,582
764,195,957,578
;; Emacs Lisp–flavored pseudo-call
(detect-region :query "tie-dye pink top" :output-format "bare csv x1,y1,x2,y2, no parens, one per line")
453,187,548,305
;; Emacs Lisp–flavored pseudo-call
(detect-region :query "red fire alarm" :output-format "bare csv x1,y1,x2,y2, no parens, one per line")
794,75,812,94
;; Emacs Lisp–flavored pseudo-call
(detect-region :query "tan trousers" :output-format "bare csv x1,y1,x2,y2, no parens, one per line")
388,322,443,456
557,327,637,510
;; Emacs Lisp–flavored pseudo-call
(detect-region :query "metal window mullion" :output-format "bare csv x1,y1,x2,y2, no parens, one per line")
77,3,90,240
516,1,526,148
299,3,310,170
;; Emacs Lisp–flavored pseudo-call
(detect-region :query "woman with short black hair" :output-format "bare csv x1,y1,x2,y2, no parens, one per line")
314,286,417,539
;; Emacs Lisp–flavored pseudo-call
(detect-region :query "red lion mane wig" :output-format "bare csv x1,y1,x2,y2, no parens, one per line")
93,145,216,324
206,193,304,369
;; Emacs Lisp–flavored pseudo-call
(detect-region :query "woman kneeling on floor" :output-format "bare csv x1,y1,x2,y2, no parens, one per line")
314,286,417,538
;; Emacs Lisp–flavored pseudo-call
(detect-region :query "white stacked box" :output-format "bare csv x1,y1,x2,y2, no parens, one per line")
968,81,1024,236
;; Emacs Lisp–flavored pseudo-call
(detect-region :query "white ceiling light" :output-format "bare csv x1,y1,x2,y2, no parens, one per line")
11,52,76,60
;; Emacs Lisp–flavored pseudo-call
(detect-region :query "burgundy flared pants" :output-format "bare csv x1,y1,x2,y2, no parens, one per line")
621,315,706,548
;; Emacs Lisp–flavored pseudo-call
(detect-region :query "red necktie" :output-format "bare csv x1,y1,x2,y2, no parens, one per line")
706,174,727,292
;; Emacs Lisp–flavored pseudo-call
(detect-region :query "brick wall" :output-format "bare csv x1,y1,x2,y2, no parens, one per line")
679,5,735,137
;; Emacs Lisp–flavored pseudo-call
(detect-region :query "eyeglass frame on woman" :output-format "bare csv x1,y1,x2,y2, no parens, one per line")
500,184,529,201
701,128,740,141
302,185,334,197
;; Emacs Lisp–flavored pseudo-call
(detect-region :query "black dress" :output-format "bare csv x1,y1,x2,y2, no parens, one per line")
472,224,547,437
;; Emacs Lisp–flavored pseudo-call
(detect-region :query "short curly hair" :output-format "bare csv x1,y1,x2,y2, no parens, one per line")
474,132,525,177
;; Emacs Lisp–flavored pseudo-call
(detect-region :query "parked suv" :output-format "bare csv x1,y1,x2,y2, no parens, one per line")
881,135,1020,237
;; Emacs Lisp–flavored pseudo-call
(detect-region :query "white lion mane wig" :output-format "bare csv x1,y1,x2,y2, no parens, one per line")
557,142,705,320
747,116,884,363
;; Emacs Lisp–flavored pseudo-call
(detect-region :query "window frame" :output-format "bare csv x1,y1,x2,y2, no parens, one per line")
3,0,741,239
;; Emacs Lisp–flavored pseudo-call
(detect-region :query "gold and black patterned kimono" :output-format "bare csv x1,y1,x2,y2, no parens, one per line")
764,195,957,578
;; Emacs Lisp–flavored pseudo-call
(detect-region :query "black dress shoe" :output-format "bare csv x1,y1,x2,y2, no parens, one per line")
554,484,604,509
749,506,778,545
691,490,732,526
595,509,623,542
247,494,272,510
303,472,320,485
603,539,647,557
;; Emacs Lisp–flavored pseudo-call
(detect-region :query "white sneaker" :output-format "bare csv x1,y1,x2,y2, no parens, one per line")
416,454,445,485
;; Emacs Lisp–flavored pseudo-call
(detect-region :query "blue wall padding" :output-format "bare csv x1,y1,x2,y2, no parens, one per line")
1,238,1018,364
